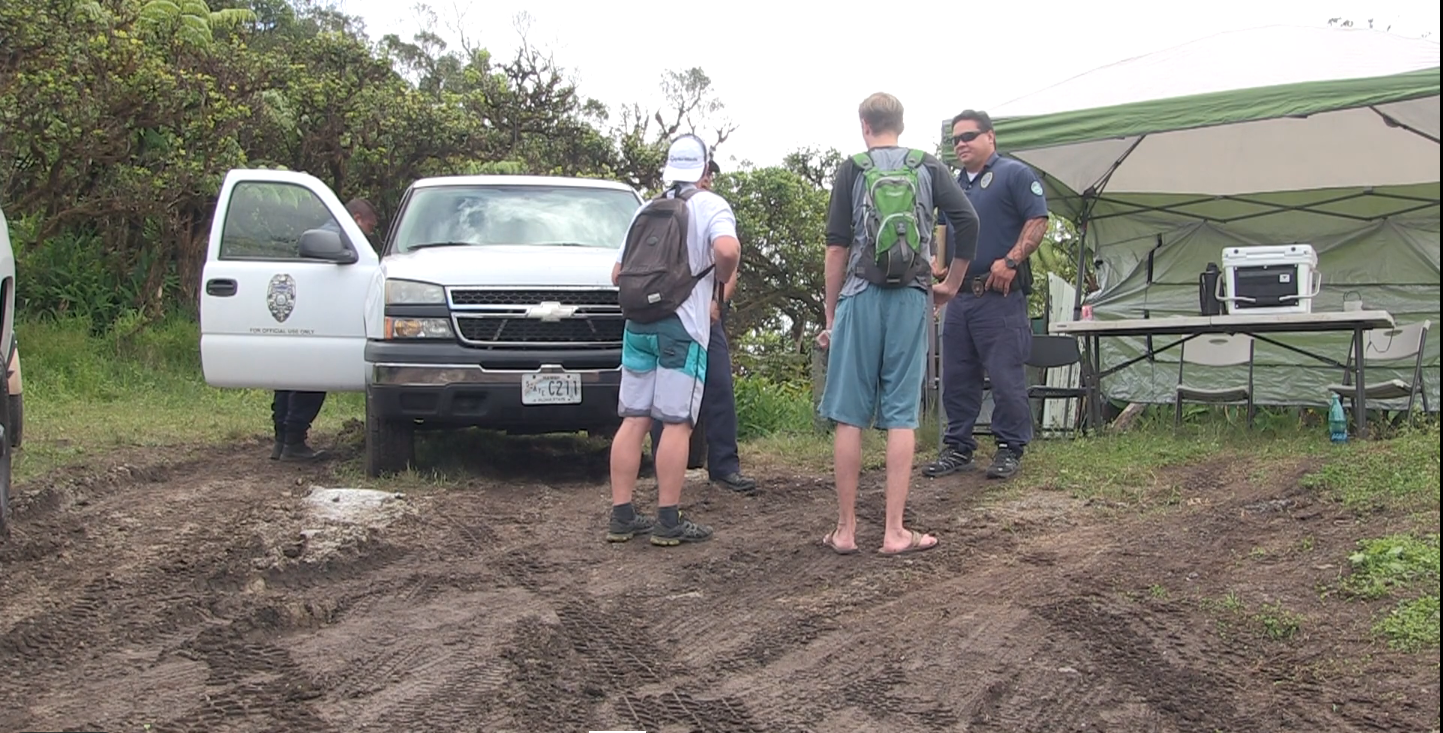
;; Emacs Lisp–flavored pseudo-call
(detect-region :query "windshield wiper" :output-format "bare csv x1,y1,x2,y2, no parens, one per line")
404,241,475,251
534,242,600,248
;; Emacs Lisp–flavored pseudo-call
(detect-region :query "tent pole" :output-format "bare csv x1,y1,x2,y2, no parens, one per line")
1072,218,1089,321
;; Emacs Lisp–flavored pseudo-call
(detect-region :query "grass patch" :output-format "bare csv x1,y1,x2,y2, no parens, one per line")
13,314,363,481
1254,602,1304,641
1011,421,1315,505
1339,534,1441,600
1299,422,1441,513
1328,533,1441,654
1375,595,1441,653
1201,592,1306,643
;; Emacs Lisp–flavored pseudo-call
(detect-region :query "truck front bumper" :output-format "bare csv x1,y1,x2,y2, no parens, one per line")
364,341,622,433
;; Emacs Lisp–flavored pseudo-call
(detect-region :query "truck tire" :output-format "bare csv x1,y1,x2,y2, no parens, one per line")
5,342,18,449
7,393,21,450
1,371,12,538
365,390,414,478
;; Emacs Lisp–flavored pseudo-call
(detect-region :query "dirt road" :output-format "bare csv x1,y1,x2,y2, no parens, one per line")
0,433,1437,732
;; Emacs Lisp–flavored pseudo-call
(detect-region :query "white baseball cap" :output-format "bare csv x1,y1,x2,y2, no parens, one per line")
662,135,708,183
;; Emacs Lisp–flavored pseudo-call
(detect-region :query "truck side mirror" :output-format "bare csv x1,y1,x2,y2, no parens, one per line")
298,228,359,264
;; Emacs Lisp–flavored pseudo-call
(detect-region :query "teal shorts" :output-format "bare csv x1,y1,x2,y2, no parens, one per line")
619,316,708,425
818,285,928,430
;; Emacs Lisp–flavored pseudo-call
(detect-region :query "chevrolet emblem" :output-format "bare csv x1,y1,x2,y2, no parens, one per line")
525,301,578,322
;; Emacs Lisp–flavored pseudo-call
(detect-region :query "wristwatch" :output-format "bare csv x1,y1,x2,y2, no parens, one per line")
1003,257,1019,270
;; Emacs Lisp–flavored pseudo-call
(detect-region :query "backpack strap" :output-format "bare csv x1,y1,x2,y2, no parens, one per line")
903,148,925,169
851,151,874,172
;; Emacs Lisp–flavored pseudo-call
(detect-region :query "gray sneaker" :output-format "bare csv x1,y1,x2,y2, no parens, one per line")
649,516,713,546
606,513,656,543
985,445,1023,480
922,446,974,478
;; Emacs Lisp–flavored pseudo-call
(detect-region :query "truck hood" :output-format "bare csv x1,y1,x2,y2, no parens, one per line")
380,245,619,288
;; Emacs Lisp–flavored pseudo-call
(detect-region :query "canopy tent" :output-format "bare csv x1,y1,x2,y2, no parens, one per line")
940,25,1441,411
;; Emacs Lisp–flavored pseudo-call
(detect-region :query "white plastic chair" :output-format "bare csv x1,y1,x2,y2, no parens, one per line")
1327,320,1432,420
1174,333,1256,428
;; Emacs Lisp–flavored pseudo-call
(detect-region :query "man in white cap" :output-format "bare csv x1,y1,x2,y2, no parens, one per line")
606,134,742,547
643,157,758,495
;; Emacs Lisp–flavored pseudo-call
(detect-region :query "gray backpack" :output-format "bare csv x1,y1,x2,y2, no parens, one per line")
852,148,932,288
617,187,714,323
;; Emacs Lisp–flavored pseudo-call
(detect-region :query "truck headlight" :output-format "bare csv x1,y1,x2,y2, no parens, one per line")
385,279,446,305
384,317,454,339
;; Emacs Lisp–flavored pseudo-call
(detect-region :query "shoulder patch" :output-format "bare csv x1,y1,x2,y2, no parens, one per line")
1030,181,1044,196
980,171,993,189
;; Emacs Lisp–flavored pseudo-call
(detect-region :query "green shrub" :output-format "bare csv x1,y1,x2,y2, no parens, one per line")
733,374,813,440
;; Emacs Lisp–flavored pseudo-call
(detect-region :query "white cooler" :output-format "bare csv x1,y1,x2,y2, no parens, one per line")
1218,244,1321,315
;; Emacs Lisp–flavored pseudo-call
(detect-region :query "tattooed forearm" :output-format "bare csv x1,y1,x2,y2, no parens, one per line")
1008,217,1049,262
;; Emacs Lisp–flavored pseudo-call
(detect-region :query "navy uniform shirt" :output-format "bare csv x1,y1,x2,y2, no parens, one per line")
940,152,1049,295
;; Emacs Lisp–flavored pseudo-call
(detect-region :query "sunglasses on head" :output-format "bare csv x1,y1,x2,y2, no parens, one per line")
953,130,985,144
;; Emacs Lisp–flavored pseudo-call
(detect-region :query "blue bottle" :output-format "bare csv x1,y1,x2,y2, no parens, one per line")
1328,394,1348,443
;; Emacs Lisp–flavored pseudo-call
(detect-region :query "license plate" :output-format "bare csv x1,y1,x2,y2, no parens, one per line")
521,373,582,405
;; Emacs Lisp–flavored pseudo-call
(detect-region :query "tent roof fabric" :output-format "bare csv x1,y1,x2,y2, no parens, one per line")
935,25,1441,222
988,25,1439,120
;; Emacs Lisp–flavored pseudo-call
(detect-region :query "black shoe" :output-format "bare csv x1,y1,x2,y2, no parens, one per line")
922,446,974,478
986,445,1023,480
649,516,714,546
270,427,284,460
280,441,326,461
711,472,757,494
606,512,656,542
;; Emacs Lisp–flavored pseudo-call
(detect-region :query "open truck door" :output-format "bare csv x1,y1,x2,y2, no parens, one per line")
200,169,381,392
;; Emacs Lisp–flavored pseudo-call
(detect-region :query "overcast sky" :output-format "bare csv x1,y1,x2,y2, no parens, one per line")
336,0,1439,168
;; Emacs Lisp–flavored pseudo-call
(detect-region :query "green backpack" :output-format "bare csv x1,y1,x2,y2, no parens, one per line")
852,148,930,288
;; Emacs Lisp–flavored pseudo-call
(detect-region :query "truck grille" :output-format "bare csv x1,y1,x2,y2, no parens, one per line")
453,316,624,347
449,289,619,308
446,288,623,349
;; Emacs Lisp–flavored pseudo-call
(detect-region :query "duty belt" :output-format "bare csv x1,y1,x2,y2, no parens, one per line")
969,276,989,297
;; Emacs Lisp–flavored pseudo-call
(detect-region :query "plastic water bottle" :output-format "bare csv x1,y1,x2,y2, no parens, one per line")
1328,394,1348,443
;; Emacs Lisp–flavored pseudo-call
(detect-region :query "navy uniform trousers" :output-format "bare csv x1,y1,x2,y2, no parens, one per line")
272,390,326,443
940,284,1034,452
649,308,742,478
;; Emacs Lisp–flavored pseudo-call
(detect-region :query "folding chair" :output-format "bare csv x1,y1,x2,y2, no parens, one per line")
1025,335,1088,438
1174,333,1256,428
1327,320,1432,423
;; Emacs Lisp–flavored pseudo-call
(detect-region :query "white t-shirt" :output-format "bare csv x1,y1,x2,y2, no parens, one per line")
616,184,737,348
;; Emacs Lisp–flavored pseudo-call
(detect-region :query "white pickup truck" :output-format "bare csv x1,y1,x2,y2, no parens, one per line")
199,170,644,476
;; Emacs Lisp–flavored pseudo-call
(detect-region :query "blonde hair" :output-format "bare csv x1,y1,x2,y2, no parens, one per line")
859,92,905,135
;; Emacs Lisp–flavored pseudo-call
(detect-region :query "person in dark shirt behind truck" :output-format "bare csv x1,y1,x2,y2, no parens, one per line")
271,197,378,461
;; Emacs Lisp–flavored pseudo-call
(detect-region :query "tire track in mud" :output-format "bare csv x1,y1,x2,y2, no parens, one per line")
432,509,812,733
837,663,963,731
620,689,785,733
156,622,333,733
0,448,425,733
356,651,511,732
1035,594,1248,733
967,666,1121,732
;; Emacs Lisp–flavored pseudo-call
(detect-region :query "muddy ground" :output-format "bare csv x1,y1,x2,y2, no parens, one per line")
0,429,1437,733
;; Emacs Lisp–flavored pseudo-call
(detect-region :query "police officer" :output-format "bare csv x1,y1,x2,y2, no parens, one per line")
924,110,1050,480
645,159,757,494
271,198,379,461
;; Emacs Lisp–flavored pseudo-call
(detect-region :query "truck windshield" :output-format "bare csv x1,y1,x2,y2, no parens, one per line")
390,184,642,253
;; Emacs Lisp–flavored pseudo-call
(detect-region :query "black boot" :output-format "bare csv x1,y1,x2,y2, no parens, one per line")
280,433,325,461
270,425,284,460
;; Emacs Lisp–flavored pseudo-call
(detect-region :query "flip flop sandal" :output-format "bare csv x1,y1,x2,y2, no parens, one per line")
878,529,939,556
822,531,859,555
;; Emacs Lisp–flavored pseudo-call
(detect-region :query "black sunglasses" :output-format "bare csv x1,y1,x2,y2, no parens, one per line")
952,130,987,144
